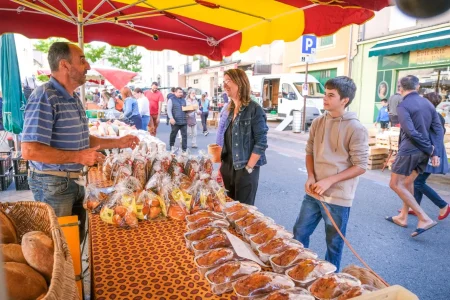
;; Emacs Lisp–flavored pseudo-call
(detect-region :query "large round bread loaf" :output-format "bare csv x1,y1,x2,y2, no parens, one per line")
21,231,54,282
0,211,18,244
4,262,48,300
0,244,27,264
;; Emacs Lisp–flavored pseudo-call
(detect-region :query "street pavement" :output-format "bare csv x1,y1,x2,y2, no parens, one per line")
157,118,450,300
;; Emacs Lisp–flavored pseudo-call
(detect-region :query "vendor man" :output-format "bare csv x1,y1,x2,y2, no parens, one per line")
21,42,139,242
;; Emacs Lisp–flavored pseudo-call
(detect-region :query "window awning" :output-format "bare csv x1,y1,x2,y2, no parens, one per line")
368,28,450,57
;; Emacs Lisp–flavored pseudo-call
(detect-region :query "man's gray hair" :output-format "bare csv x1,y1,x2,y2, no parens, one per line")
400,75,420,91
48,42,71,72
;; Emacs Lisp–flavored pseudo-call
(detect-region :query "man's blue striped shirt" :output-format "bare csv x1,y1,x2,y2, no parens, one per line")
22,77,89,171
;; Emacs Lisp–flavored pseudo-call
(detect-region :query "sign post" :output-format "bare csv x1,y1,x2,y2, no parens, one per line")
300,35,317,133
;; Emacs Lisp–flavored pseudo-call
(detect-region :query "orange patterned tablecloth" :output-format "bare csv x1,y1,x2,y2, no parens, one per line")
89,214,238,300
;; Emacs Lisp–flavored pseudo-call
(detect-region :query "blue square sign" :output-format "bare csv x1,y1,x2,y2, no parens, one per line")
301,35,317,55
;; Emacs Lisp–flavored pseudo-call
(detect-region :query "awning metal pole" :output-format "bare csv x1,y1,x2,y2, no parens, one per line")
77,0,86,107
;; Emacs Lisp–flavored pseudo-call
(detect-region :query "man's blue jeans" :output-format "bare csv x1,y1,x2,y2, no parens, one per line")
28,172,86,242
293,195,350,271
414,172,447,209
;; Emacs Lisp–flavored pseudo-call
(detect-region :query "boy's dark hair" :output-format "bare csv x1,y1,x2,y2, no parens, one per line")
175,87,183,92
171,87,176,92
423,92,442,108
324,76,357,108
381,98,388,103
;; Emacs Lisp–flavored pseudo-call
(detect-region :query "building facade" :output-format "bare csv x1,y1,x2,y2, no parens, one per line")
351,6,450,125
283,25,358,88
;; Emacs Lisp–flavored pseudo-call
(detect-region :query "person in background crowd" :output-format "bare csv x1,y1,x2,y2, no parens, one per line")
145,82,164,136
93,88,100,103
293,76,369,271
185,89,200,148
115,92,124,112
397,92,450,220
134,88,150,131
220,69,268,206
200,93,210,136
374,99,390,132
21,42,139,242
167,87,187,152
216,102,230,147
23,75,36,101
222,92,229,104
387,75,444,237
388,83,402,127
121,87,142,130
99,91,111,109
166,87,175,125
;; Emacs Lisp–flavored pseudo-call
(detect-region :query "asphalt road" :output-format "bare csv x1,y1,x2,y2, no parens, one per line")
156,119,450,300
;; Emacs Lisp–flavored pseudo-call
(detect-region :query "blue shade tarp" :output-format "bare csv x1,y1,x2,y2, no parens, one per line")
0,34,26,134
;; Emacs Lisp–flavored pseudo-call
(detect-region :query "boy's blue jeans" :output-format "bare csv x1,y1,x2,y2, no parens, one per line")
293,194,350,271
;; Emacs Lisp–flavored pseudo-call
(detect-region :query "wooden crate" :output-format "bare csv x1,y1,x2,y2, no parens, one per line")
368,137,377,146
368,128,378,138
369,147,389,156
368,164,384,170
376,134,390,148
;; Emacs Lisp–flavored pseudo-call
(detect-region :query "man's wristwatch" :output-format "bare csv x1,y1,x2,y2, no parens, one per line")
245,165,253,174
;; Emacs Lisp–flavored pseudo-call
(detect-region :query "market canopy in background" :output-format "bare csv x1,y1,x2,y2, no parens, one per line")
37,67,138,89
0,0,390,61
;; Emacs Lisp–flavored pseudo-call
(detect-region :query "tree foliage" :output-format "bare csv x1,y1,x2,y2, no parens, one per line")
33,38,68,53
106,46,142,72
84,44,106,63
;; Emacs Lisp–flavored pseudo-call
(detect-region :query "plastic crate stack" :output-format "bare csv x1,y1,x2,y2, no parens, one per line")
11,151,30,191
0,151,13,191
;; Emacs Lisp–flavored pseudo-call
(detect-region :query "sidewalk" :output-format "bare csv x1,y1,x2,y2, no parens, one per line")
266,120,450,201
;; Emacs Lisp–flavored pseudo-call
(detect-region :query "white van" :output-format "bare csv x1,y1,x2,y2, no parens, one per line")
249,73,324,121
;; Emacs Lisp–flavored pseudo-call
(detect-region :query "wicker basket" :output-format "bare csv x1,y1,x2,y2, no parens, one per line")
208,144,222,163
0,202,79,300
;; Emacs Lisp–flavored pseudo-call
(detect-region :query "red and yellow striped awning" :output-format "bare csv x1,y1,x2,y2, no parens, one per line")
0,0,390,60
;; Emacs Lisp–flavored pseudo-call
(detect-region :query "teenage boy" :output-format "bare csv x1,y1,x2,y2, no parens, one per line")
293,76,369,271
374,99,390,132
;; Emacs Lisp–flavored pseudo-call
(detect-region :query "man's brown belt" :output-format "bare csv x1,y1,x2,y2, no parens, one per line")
29,167,85,179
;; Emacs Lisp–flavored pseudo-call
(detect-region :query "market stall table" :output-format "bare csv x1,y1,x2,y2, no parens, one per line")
88,168,238,300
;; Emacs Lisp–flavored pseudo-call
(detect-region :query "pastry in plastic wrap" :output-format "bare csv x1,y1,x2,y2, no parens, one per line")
258,238,303,256
194,248,236,277
227,208,252,222
233,272,295,298
251,227,293,246
264,287,314,300
244,220,274,236
185,156,200,181
191,233,231,253
235,212,264,229
286,259,336,284
308,273,361,300
140,190,167,220
199,151,214,175
132,154,148,189
223,202,254,214
186,218,230,231
185,210,226,223
206,261,261,295
184,226,222,245
270,248,318,273
83,184,110,213
336,285,377,300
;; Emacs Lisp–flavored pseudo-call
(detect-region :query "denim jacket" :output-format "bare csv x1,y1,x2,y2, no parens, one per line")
223,101,268,170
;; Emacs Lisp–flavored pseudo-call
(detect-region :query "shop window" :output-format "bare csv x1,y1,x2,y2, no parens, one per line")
319,35,334,47
320,70,331,78
282,83,297,100
398,68,450,101
193,79,199,84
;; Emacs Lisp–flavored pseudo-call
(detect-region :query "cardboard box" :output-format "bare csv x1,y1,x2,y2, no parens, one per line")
182,105,199,112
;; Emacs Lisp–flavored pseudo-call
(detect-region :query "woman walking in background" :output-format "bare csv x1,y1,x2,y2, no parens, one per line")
121,87,142,130
397,92,450,220
134,88,150,131
185,89,200,148
220,69,268,205
200,93,210,136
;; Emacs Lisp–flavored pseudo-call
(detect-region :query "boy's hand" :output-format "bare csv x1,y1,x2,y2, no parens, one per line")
305,176,316,194
374,122,378,127
312,178,333,196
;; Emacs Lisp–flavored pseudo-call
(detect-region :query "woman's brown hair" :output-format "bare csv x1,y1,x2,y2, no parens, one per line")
423,92,442,108
224,69,251,112
120,87,133,99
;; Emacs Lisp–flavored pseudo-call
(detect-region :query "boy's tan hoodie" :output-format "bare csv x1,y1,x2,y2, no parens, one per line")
306,111,369,207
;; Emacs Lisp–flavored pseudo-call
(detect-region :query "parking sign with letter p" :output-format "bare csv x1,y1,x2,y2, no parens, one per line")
301,35,317,55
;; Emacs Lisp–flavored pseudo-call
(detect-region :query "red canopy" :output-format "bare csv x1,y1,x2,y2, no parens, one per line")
92,67,137,90
0,1,390,61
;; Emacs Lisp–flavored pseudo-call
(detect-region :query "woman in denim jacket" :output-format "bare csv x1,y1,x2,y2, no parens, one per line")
220,69,269,205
